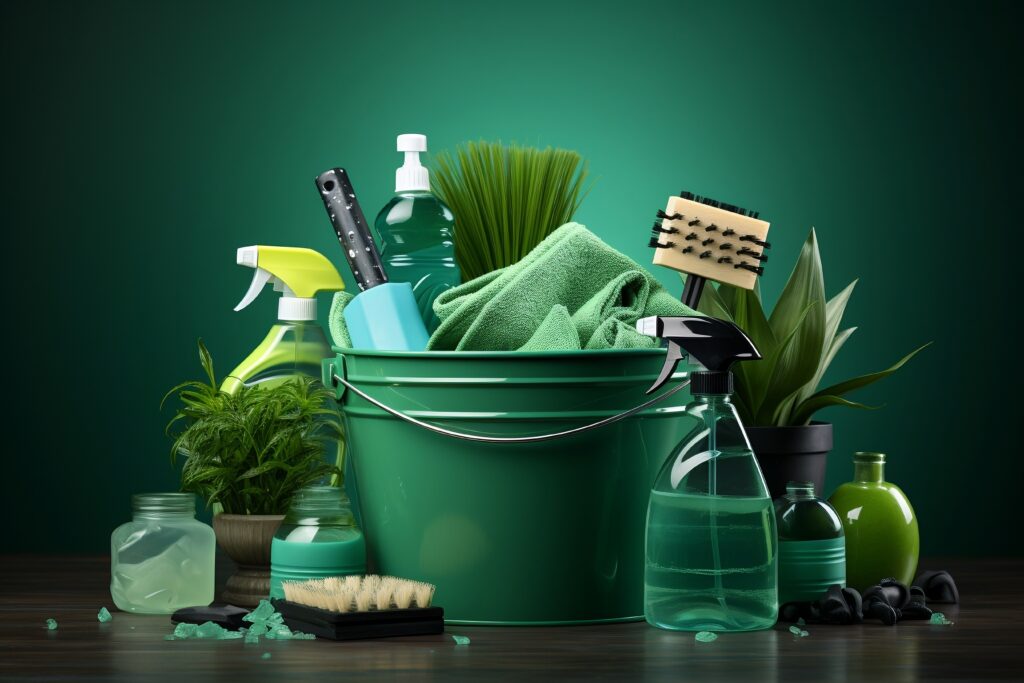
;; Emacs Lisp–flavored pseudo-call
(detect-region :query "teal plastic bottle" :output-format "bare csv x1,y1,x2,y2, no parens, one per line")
374,134,460,332
639,315,778,632
269,486,366,599
774,481,846,604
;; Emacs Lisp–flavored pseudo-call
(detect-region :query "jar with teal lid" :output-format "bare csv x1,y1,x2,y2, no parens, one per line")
110,493,215,614
774,481,846,604
269,485,366,598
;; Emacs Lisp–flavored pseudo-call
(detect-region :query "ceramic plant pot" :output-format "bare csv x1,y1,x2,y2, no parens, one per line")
212,514,284,607
747,422,833,500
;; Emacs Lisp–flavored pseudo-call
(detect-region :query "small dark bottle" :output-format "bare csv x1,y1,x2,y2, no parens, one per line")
774,481,846,605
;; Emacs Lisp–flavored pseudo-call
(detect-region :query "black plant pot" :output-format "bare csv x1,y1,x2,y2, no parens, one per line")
747,421,834,500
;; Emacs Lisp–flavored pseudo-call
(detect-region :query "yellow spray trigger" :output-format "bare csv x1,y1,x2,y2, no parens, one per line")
235,245,345,313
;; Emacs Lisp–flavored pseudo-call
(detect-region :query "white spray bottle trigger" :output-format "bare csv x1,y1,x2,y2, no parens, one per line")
235,268,272,312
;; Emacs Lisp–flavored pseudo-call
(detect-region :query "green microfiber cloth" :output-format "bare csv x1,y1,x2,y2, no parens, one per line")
328,291,355,348
328,223,696,351
432,222,695,350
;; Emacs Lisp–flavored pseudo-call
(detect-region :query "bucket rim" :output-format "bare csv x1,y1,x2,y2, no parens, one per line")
331,346,669,359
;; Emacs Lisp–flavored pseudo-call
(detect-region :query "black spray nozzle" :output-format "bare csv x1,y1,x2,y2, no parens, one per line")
638,315,761,394
315,168,388,291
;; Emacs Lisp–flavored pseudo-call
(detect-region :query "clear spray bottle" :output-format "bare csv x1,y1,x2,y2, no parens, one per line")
638,315,778,632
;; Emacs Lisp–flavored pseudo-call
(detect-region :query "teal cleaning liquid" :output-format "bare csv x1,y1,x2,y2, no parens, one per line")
643,391,778,632
269,486,366,599
637,316,779,632
645,483,777,631
774,481,846,604
375,134,460,332
269,530,366,598
376,191,459,332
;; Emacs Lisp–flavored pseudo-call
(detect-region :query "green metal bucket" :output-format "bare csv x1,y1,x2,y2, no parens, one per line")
323,347,693,625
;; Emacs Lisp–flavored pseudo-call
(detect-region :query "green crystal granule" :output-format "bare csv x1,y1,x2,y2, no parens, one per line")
173,622,198,638
264,624,292,640
797,618,806,626
196,622,224,639
451,634,471,646
46,618,58,630
789,625,809,637
167,621,244,640
231,600,307,642
244,600,277,624
695,631,718,643
930,612,954,625
261,652,273,660
97,607,112,623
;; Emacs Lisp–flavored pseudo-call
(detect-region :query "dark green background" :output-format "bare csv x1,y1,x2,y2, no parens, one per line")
6,1,1020,554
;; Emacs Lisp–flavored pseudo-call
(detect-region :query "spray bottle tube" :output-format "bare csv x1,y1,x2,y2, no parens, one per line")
315,168,429,351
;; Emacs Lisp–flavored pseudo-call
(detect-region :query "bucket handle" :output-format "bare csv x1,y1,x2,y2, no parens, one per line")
327,368,691,444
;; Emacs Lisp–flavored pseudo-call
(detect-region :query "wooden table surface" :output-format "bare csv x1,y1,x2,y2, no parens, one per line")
1,555,1021,682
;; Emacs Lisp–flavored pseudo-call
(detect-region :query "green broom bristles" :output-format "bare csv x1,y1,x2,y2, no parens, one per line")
431,141,590,282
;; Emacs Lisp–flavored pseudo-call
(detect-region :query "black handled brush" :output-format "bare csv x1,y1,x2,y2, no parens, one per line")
648,191,771,308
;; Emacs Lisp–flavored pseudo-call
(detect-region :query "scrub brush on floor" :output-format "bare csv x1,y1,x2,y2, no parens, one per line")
272,575,444,640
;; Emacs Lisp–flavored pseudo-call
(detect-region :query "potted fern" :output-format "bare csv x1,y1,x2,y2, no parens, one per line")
163,341,341,606
697,228,929,498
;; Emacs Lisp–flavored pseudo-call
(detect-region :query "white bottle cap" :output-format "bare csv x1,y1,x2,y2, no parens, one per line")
278,296,317,321
395,133,430,192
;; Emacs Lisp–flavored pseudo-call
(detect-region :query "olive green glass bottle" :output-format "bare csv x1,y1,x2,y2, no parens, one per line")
828,452,919,590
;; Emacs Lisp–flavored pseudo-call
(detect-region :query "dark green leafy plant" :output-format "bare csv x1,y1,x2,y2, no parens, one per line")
163,340,341,515
697,228,930,427
432,140,590,281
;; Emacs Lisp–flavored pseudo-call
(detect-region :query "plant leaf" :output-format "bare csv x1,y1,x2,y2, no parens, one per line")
816,326,856,387
769,228,825,340
797,342,932,422
197,339,216,388
790,394,881,426
729,286,779,417
758,229,826,425
732,286,776,353
163,347,344,514
794,280,858,407
695,280,735,322
750,301,815,424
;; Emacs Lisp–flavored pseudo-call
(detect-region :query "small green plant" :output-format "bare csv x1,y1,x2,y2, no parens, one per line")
697,228,930,427
163,340,341,515
432,140,590,281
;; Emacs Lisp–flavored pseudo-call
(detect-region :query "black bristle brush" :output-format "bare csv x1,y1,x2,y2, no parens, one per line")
648,191,772,308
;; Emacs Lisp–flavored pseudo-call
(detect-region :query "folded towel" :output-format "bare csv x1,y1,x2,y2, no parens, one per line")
328,223,696,351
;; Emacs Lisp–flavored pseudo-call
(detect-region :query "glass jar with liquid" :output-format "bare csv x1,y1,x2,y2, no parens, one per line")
269,485,366,598
110,493,216,614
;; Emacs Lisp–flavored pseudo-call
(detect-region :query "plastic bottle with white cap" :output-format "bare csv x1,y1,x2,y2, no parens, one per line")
374,133,460,331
